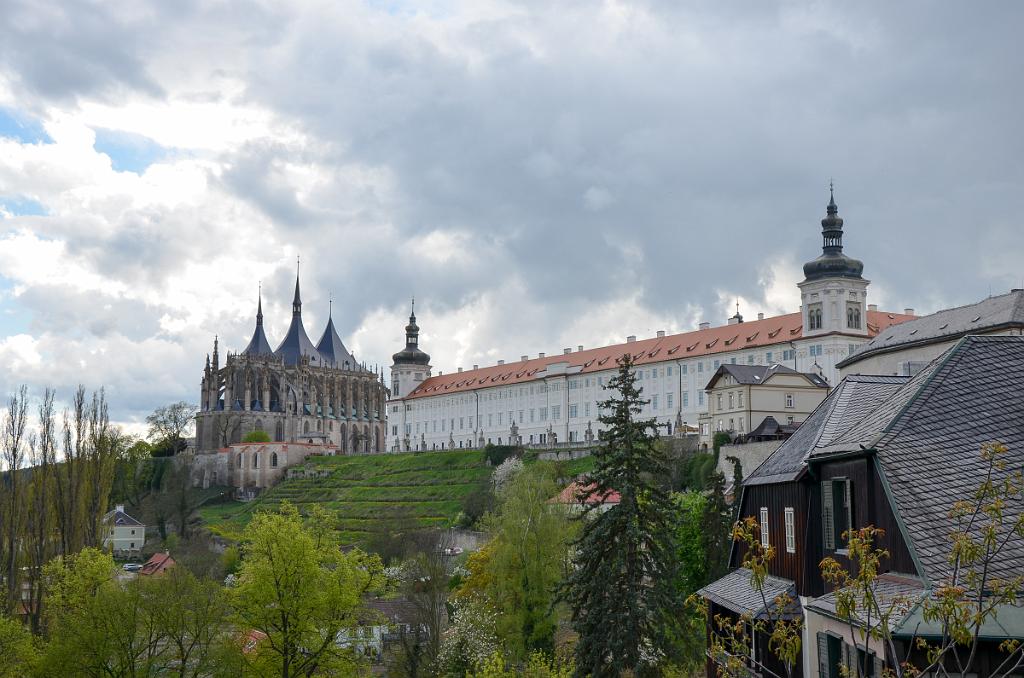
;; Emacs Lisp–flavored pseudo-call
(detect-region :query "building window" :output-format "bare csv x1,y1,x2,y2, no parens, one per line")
847,302,862,329
584,403,590,417
682,364,688,375
271,452,279,468
253,454,259,469
652,395,659,410
717,394,723,410
237,454,243,468
569,404,578,418
785,393,794,408
667,366,673,376
713,360,720,369
766,351,773,363
783,349,795,361
808,303,823,330
697,363,703,373
822,478,853,551
809,344,823,358
698,392,704,406
728,393,734,409
784,507,795,553
682,392,689,407
666,393,674,409
738,392,743,408
759,507,769,547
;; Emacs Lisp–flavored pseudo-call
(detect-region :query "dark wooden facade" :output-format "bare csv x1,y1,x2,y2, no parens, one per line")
732,452,918,599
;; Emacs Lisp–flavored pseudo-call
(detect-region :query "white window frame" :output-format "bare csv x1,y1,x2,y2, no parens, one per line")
760,507,769,548
785,507,796,553
785,393,795,408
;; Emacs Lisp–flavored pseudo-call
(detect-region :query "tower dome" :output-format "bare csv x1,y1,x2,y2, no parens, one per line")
392,303,431,366
802,186,864,282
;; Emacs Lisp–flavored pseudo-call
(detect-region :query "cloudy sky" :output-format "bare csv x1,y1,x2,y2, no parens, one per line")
1,0,1022,430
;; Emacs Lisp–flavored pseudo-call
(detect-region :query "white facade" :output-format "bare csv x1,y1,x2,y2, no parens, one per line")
386,194,914,453
102,504,145,554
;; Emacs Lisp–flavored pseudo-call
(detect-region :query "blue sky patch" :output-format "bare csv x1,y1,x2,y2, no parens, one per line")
0,108,51,144
0,196,48,217
0,275,32,337
93,128,167,174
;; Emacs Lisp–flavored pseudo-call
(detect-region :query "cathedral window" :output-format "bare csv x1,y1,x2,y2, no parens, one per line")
271,452,278,467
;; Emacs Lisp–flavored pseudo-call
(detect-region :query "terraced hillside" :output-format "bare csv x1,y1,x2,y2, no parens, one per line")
198,448,595,545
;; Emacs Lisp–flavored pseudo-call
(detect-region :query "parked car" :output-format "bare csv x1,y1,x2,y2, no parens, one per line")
122,563,143,572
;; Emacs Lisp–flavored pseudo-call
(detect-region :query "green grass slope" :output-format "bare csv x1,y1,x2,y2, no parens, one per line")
198,448,596,546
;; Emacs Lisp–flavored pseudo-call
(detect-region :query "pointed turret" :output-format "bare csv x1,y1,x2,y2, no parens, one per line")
212,336,219,372
274,261,322,366
392,299,431,366
316,299,358,370
242,284,274,357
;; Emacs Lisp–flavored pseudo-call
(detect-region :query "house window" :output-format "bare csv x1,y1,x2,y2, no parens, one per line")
784,507,795,553
717,394,723,410
271,452,278,468
759,507,769,547
847,302,862,329
738,392,744,408
808,303,823,330
728,393,734,409
822,478,853,551
785,393,795,408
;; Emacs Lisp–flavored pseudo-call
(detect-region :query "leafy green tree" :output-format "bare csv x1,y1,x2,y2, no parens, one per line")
0,613,38,677
230,502,385,677
242,430,271,443
560,353,681,677
472,650,573,677
146,401,198,454
473,463,579,658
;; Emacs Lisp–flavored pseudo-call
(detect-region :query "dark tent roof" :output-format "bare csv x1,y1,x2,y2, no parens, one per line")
241,292,274,357
704,362,829,391
316,312,358,370
274,273,322,367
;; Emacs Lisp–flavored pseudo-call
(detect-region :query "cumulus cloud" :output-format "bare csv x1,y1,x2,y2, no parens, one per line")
0,0,1023,427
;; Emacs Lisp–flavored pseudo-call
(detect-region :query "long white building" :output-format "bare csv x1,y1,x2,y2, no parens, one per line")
386,191,915,452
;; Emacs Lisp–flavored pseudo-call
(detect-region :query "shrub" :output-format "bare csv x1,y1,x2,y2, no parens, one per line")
243,429,271,443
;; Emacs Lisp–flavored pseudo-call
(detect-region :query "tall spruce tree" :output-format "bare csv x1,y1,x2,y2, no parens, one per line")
562,353,680,677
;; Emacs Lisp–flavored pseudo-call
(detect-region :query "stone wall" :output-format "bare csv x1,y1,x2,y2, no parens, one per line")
716,439,783,489
190,441,337,492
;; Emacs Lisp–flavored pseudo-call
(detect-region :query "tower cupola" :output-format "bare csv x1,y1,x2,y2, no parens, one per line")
802,185,865,282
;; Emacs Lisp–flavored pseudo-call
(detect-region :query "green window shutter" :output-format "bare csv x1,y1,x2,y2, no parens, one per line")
822,480,835,551
817,632,830,678
845,478,854,543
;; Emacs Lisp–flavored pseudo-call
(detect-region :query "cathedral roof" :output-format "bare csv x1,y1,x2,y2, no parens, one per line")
241,288,274,357
274,270,323,367
316,304,358,370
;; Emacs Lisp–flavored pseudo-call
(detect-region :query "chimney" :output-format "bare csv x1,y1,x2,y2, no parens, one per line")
521,355,529,362
656,330,665,338
538,352,545,359
457,367,463,373
115,504,125,513
699,322,710,331
757,313,764,320
626,335,636,343
728,317,739,325
473,364,478,370
564,348,572,354
868,304,878,312
577,345,583,352
497,360,505,365
904,308,915,316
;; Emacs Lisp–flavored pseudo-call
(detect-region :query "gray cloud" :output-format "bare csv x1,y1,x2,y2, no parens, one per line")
2,1,1024,424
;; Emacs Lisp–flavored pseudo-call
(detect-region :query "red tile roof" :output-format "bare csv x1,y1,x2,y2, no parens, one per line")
140,552,176,576
404,310,914,400
549,481,621,506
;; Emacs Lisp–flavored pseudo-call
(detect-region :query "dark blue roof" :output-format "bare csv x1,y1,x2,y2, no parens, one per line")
316,314,357,370
273,272,323,366
242,291,274,356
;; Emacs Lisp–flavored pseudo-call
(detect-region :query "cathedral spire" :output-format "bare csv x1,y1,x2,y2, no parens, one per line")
256,282,264,326
292,257,302,316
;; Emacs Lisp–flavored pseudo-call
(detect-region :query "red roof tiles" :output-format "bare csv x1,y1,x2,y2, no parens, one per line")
403,310,913,400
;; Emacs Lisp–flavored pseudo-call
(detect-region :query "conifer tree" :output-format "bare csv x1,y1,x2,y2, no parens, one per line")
561,353,680,677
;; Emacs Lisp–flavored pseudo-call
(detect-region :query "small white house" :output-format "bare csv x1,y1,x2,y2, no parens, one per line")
101,504,145,555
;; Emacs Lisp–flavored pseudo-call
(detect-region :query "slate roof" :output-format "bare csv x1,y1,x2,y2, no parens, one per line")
102,506,143,527
274,276,324,367
698,568,798,619
316,313,358,370
838,289,1024,369
405,310,910,400
705,363,829,390
806,574,924,631
242,294,274,357
817,336,1024,584
744,375,908,485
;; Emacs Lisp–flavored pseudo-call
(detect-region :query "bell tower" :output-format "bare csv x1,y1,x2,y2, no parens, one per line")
797,185,870,338
390,300,432,399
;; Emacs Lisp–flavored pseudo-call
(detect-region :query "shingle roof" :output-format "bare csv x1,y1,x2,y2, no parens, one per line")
806,574,924,631
706,363,830,390
102,506,143,527
817,336,1024,584
838,290,1024,369
405,310,912,400
744,375,909,485
698,568,798,619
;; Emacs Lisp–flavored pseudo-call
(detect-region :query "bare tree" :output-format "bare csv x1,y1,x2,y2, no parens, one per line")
24,389,57,631
146,401,198,453
2,385,29,612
